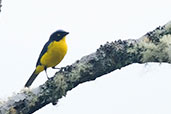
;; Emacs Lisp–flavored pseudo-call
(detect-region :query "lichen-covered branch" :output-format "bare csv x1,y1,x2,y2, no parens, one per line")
1,21,171,114
0,0,2,12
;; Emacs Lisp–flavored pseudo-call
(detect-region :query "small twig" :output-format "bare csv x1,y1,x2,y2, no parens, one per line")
0,0,2,12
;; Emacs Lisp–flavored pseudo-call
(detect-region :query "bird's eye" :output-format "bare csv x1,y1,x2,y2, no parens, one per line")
57,34,61,36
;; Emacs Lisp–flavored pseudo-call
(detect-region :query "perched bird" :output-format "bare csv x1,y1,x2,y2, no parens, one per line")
24,30,69,87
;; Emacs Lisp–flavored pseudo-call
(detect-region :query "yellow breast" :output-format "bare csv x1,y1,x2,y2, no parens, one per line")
40,37,67,67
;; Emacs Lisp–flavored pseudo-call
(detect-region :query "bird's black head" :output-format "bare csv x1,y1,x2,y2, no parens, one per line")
49,30,69,41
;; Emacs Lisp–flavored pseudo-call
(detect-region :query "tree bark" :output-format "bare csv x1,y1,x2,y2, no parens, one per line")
0,21,171,114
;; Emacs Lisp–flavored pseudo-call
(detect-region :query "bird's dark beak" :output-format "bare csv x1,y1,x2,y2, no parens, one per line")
65,32,69,36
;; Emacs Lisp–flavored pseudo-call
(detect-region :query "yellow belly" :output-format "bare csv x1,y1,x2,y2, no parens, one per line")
40,38,67,68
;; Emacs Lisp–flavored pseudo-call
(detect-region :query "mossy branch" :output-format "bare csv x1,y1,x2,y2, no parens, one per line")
1,21,171,114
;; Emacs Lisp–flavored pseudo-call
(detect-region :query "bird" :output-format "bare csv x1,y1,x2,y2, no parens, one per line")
24,30,69,87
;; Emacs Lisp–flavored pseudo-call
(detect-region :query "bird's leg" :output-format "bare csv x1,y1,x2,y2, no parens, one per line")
44,67,50,79
52,66,60,69
52,66,65,71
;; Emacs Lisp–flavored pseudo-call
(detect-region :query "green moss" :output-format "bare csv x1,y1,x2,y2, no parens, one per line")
53,74,68,97
160,34,171,62
165,21,171,33
8,107,17,114
140,34,171,63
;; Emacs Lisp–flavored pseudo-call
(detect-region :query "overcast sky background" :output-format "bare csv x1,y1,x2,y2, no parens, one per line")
0,0,171,114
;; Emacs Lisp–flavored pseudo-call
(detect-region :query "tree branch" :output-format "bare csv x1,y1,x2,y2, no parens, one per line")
1,21,171,113
0,0,2,12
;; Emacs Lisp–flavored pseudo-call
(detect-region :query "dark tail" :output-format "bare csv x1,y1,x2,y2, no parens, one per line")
24,70,39,87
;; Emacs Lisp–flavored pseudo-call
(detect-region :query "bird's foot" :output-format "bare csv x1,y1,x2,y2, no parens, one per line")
52,66,60,69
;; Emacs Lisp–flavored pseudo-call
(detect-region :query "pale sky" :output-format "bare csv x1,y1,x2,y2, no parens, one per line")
0,0,171,114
